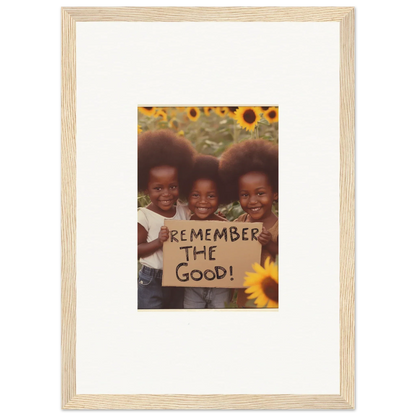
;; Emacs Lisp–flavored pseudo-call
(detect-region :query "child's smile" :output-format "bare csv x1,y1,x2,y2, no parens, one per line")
188,178,219,220
146,165,179,215
238,171,277,222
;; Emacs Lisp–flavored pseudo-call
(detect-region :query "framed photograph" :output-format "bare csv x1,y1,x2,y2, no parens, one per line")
62,7,355,409
137,106,279,309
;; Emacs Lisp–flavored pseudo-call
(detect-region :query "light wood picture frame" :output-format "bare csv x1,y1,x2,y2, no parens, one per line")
62,7,355,410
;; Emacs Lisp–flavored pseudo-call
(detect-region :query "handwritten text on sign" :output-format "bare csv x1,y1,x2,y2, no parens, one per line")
162,220,262,288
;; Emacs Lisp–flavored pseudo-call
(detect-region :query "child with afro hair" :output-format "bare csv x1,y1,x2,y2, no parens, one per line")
137,129,195,309
220,139,278,308
184,154,227,221
183,154,230,309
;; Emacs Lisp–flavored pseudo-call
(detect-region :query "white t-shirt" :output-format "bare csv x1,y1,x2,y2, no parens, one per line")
137,204,190,269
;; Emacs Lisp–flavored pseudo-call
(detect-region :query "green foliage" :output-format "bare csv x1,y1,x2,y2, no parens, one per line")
224,290,239,308
138,193,150,208
218,201,244,222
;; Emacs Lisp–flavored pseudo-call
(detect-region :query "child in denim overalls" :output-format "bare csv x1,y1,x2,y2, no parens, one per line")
137,130,195,309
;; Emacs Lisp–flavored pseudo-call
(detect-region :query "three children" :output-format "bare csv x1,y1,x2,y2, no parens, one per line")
138,129,278,309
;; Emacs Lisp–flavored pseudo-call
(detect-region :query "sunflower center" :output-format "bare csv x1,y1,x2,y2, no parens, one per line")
144,107,153,110
261,107,269,111
243,109,256,124
228,107,238,113
190,109,197,117
261,277,278,302
269,110,276,119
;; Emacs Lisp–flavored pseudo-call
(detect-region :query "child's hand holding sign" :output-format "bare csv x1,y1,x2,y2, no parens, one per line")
159,226,170,245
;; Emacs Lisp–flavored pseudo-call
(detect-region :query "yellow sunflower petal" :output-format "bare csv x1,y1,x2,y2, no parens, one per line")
267,300,279,308
271,266,278,282
252,262,268,277
245,271,261,279
246,289,264,299
154,109,167,121
214,106,228,117
138,107,156,117
244,273,264,284
264,257,271,271
257,106,271,113
227,107,239,119
244,285,261,294
254,294,269,308
244,278,263,287
246,291,263,299
248,290,267,304
263,257,277,279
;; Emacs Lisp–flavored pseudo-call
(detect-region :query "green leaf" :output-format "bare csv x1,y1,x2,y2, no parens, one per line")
258,119,269,126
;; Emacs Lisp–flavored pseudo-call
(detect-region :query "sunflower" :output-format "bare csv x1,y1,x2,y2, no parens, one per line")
214,107,228,117
235,107,261,131
258,106,270,112
178,130,185,136
154,109,167,122
187,107,201,122
204,107,213,116
263,107,279,124
138,107,156,117
244,257,278,308
168,117,180,130
137,124,142,134
227,106,239,119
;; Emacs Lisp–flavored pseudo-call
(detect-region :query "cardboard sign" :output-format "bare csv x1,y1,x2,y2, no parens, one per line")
162,220,262,288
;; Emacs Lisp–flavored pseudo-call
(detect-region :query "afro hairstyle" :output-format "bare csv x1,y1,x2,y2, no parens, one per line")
184,154,227,204
138,129,196,197
219,139,278,203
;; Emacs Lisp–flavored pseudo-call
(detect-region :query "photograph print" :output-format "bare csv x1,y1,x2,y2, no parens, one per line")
138,106,278,309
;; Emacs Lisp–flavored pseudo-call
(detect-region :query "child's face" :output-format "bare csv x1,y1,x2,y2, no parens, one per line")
146,165,179,212
238,171,277,221
188,178,219,220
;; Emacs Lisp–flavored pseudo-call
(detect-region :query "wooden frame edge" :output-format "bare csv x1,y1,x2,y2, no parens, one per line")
63,394,353,410
61,6,353,22
339,7,356,410
61,6,355,410
61,7,77,409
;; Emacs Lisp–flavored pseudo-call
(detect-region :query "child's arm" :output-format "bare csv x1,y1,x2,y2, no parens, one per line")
138,224,169,259
258,227,278,259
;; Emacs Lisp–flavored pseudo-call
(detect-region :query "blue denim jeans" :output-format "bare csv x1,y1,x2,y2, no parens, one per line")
184,287,231,309
138,266,184,309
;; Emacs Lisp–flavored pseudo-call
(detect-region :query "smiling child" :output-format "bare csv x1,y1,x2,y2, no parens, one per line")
183,155,230,309
220,139,278,307
137,130,195,309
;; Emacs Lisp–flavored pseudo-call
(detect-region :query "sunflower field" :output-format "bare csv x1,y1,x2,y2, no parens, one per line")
138,106,279,221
